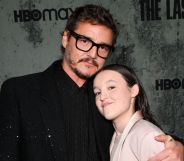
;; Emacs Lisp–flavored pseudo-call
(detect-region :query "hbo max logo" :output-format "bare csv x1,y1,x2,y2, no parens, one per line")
155,78,184,90
13,8,74,22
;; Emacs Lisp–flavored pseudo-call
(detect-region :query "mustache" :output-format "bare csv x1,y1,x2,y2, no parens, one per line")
78,58,98,67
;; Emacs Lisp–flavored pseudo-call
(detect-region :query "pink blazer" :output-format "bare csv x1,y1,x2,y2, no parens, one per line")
110,111,165,161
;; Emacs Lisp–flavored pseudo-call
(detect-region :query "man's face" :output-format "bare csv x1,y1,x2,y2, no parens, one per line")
62,22,113,79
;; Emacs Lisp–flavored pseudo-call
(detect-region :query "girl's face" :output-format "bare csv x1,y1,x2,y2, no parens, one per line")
93,70,139,125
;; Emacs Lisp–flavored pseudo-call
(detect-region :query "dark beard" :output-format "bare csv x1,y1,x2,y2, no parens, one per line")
74,58,99,79
65,49,99,79
73,68,91,79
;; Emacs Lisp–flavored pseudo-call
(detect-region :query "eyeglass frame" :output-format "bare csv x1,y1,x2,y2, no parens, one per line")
67,29,114,59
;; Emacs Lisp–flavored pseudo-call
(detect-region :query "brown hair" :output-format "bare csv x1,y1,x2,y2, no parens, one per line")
65,4,118,46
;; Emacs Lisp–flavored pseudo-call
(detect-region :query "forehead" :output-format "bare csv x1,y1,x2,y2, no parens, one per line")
75,22,113,44
94,70,125,85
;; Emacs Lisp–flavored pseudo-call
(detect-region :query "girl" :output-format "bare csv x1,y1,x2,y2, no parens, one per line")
93,64,165,161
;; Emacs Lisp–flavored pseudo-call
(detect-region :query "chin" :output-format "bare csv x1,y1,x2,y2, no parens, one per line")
103,114,114,121
82,70,96,78
104,116,113,121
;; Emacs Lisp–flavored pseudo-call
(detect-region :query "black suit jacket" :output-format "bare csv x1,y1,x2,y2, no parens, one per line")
0,60,113,161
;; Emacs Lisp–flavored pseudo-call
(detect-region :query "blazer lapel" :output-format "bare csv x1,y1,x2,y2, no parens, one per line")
111,111,143,161
39,62,67,161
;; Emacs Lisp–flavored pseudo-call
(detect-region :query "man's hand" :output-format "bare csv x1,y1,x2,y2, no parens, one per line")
148,134,184,161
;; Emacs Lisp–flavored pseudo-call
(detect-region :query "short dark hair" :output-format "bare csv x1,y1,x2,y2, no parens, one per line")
65,4,118,46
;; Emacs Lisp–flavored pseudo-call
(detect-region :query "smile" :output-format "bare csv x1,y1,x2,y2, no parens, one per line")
102,102,113,108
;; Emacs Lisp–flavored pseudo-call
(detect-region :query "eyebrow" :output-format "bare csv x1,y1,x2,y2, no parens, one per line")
77,32,92,41
77,32,112,47
106,80,117,83
93,79,117,89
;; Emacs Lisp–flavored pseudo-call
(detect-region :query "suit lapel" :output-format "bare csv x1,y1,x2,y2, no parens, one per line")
39,61,67,161
38,61,113,161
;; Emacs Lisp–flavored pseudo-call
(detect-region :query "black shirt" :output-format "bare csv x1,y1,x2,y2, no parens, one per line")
54,64,99,161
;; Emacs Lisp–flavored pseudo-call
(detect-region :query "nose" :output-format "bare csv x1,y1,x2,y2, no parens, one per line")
100,91,108,101
87,46,98,59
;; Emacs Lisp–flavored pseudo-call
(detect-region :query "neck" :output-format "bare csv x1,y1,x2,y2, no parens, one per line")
61,61,87,87
113,104,135,134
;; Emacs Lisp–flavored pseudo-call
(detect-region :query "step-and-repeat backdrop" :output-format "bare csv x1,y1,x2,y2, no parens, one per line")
0,0,183,141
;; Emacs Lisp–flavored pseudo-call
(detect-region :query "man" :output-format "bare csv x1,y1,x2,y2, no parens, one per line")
0,4,183,161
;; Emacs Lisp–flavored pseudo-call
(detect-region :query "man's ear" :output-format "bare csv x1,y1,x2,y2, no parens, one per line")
131,84,139,97
62,31,68,48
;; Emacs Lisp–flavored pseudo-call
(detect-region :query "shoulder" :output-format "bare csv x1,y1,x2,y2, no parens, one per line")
132,119,163,134
1,60,60,91
126,119,165,160
128,119,164,144
0,73,44,102
1,72,42,90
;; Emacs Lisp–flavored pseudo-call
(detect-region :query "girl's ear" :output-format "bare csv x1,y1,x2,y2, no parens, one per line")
131,84,139,97
62,31,69,48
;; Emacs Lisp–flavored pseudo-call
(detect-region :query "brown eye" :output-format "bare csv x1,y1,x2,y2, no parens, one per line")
100,45,109,51
108,86,115,90
78,38,90,44
95,91,101,96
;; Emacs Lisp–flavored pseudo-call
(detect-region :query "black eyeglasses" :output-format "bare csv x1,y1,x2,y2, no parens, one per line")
68,29,114,59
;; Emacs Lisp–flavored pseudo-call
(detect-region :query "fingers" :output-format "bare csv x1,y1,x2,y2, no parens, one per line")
165,136,176,148
160,157,175,161
147,151,168,161
167,136,174,143
148,134,184,161
147,148,180,161
154,134,176,148
154,134,168,142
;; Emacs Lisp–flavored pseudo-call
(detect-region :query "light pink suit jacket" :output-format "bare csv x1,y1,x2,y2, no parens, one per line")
110,111,165,161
